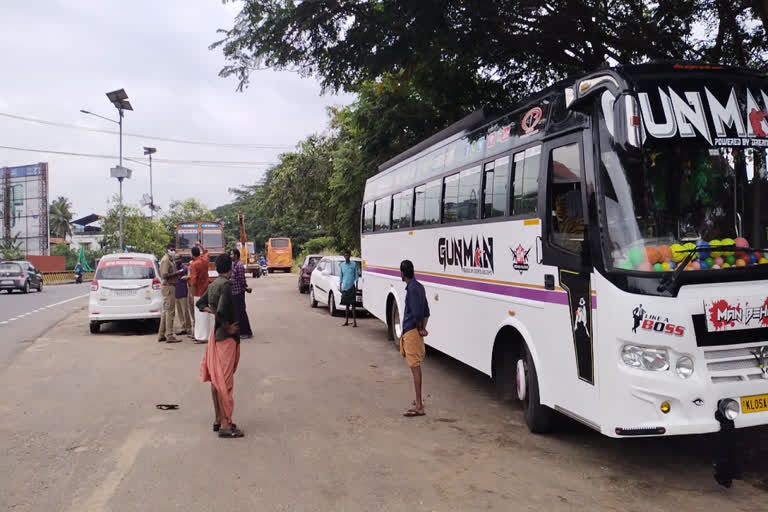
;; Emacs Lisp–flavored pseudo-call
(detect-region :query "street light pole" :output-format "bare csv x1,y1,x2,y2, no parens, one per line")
143,147,157,219
118,108,124,251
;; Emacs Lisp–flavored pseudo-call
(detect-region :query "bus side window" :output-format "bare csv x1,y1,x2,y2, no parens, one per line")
457,165,481,221
548,143,584,252
413,185,427,226
512,146,540,215
391,193,402,229
363,201,374,233
374,197,391,231
424,179,441,224
442,173,459,223
483,156,509,218
392,188,413,229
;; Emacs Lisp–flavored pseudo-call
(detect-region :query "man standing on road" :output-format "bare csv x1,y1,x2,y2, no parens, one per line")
400,259,430,417
174,261,192,336
189,242,212,343
339,250,358,328
158,243,182,343
198,253,244,438
230,248,253,340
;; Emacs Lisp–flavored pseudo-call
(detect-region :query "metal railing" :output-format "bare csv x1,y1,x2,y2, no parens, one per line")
41,271,94,285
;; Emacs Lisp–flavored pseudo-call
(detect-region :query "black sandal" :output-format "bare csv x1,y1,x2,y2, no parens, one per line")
156,404,179,410
213,422,236,432
218,427,244,438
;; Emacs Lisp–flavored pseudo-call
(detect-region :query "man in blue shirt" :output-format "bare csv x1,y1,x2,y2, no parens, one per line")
399,259,430,417
338,250,359,327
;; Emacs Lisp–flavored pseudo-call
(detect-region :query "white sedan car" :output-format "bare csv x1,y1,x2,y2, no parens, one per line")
88,253,163,334
309,255,364,316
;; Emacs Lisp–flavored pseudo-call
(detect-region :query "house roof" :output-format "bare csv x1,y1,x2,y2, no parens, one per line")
71,213,102,226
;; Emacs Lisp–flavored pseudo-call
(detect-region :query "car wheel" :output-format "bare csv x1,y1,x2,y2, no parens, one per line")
37,280,43,292
517,344,555,434
309,286,318,308
389,299,402,347
89,321,101,334
22,281,29,294
329,292,337,316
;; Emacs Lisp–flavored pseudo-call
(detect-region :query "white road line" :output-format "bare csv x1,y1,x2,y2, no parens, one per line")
0,293,89,325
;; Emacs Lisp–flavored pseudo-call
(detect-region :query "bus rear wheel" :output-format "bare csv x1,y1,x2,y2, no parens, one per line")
516,345,555,434
388,299,402,347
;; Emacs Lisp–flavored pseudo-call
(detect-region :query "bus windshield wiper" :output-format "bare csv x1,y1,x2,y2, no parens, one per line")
657,244,764,293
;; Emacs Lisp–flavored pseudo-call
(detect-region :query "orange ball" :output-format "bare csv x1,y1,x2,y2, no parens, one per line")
735,258,747,267
645,246,661,264
658,245,673,262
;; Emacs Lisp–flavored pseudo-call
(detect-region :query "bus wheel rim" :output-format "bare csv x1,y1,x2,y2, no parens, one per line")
516,359,527,401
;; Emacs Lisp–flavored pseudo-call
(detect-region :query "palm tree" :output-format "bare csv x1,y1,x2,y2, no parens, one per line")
0,234,24,260
49,196,73,239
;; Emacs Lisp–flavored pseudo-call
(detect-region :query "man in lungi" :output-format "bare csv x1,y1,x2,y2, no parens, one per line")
189,242,212,343
230,248,253,339
339,250,358,327
399,259,430,417
197,254,244,438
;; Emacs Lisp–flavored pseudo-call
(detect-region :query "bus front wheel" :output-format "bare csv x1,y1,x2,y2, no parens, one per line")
517,345,555,434
388,299,402,347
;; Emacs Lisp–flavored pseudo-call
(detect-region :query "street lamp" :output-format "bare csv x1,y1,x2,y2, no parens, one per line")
143,147,157,218
81,88,133,252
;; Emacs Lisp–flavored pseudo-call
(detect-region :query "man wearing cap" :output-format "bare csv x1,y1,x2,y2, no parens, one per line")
158,243,183,343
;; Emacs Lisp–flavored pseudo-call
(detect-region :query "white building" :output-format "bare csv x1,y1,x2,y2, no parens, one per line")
69,214,104,252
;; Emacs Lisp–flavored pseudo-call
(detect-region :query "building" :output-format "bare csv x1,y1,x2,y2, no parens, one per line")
1,163,49,256
69,214,104,252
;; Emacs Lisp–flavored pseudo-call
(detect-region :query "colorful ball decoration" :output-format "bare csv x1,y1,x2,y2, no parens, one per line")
699,260,709,270
628,247,645,267
721,237,735,250
711,264,721,269
661,261,671,271
645,246,661,264
713,256,724,266
750,253,758,264
710,239,722,257
690,261,701,270
671,243,685,262
759,258,768,265
653,262,663,272
705,257,714,267
668,261,676,270
725,254,736,266
637,262,654,271
735,258,747,267
618,260,633,270
658,244,673,262
734,237,749,258
722,262,731,268
695,240,710,259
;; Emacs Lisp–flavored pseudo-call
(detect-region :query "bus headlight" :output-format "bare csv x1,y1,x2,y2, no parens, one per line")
718,399,739,421
621,345,670,371
675,356,694,379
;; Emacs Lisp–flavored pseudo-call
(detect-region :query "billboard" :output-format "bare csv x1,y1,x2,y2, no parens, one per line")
1,163,49,256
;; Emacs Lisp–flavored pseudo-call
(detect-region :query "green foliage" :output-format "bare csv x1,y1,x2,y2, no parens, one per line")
102,198,171,259
0,234,24,260
51,243,78,269
161,198,215,236
301,236,337,255
49,196,73,239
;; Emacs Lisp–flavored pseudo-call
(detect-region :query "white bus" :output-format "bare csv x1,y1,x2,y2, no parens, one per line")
361,62,768,438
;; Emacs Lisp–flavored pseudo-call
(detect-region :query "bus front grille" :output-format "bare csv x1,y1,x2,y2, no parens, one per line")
704,345,767,384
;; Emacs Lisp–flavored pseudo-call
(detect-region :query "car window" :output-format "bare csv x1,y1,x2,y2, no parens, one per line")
332,261,340,276
0,263,21,272
95,259,156,280
308,256,321,266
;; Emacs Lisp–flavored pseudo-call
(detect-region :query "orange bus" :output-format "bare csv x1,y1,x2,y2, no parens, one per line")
265,237,292,273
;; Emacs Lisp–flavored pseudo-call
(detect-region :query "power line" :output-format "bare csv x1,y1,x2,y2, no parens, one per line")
0,111,295,150
0,144,276,168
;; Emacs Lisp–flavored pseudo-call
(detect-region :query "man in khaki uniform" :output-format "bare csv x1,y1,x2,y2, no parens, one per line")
158,243,182,343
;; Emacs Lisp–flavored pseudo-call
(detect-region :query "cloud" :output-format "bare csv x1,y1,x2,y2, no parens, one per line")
0,0,353,218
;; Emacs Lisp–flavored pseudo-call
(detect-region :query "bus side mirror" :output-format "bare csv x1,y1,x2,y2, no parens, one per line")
613,94,644,154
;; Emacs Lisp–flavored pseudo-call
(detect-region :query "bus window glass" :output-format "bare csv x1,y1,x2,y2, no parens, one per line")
400,188,413,227
374,197,391,231
457,165,481,221
363,201,374,232
548,143,584,252
271,239,289,248
442,173,460,223
483,156,509,218
202,230,223,248
512,146,540,215
413,185,427,226
424,179,441,224
391,193,403,229
178,231,197,249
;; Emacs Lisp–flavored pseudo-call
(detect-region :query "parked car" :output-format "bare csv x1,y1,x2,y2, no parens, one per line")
308,256,364,316
88,253,162,334
0,261,44,293
297,254,323,293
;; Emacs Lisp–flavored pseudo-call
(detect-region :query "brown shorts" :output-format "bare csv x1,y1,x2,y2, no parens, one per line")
400,328,425,368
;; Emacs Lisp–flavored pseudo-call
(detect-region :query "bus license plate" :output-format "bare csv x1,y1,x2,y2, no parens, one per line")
741,393,768,414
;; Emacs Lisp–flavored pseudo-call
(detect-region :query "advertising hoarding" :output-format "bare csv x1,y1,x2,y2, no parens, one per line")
1,163,49,256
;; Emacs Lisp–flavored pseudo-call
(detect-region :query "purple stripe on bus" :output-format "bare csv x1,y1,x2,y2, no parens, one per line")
365,266,598,309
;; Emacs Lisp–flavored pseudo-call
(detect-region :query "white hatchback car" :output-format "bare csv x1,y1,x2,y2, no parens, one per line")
88,253,163,334
308,255,364,316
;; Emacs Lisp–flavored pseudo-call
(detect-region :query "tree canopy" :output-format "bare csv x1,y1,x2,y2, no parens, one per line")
212,0,768,251
49,196,73,239
102,199,171,258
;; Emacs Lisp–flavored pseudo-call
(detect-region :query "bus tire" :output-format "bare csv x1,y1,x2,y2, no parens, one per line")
309,286,318,308
518,344,555,434
388,299,402,347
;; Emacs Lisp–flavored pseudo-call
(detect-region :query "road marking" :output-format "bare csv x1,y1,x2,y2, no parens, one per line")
0,293,89,325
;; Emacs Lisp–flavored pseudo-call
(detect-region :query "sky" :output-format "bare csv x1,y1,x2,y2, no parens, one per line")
0,0,352,221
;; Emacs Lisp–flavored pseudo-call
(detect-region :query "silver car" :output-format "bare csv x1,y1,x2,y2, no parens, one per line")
0,261,44,293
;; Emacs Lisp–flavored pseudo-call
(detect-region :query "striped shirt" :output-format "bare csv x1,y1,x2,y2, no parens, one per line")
231,260,246,295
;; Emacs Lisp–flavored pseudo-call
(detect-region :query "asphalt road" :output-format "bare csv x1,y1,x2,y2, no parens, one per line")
0,282,90,369
1,273,767,511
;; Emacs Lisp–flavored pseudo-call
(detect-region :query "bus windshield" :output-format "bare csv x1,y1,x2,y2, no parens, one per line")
202,230,223,248
271,239,289,248
178,232,197,250
597,95,768,274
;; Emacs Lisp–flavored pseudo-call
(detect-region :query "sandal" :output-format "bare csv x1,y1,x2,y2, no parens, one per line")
218,427,244,438
213,422,237,432
156,404,179,410
403,408,426,417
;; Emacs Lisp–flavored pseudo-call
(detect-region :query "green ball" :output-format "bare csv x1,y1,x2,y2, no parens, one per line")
628,247,644,267
725,254,736,265
705,257,714,267
618,260,633,270
653,263,663,272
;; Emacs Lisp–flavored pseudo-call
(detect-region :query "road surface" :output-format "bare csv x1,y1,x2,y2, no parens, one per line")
0,282,90,369
1,273,767,511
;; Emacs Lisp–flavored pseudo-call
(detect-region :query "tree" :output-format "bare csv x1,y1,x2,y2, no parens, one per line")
49,196,74,239
161,198,215,236
102,199,170,259
51,243,78,269
0,234,24,260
